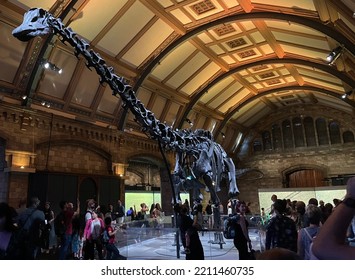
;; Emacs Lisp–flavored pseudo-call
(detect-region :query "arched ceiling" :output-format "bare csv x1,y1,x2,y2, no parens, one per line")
0,0,354,154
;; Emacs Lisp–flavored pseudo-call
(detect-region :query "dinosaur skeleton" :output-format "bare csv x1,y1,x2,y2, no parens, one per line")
13,8,243,220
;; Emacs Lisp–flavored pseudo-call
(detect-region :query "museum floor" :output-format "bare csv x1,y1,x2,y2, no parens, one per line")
116,226,264,260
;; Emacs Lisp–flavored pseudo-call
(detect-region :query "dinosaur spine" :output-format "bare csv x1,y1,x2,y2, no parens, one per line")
46,14,210,153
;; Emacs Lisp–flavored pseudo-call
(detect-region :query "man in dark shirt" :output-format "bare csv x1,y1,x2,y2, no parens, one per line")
16,197,45,259
115,200,125,225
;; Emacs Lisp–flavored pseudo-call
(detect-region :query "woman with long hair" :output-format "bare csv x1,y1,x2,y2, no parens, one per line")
232,201,252,260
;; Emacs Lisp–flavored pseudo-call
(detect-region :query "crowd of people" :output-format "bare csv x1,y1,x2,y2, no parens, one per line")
1,176,355,260
254,176,355,259
0,197,154,260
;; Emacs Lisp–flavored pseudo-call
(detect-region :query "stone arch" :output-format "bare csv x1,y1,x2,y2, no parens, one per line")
36,138,113,174
281,164,329,188
126,153,165,168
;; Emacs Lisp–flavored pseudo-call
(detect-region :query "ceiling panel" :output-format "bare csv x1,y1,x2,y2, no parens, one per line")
280,44,327,60
164,101,181,126
200,76,234,104
272,31,329,50
150,95,167,120
297,68,343,85
38,48,78,99
208,82,244,109
71,66,100,107
157,0,174,8
0,21,26,83
243,106,273,127
169,8,192,25
122,19,174,67
166,52,209,88
97,86,120,115
69,0,129,42
265,21,324,36
97,1,154,56
183,0,224,20
316,97,354,114
233,100,265,123
252,0,316,10
151,42,196,80
195,115,206,129
218,87,251,113
180,62,220,95
8,0,56,10
302,77,345,92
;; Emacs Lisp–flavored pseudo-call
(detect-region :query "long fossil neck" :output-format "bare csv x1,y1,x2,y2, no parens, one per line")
46,14,210,152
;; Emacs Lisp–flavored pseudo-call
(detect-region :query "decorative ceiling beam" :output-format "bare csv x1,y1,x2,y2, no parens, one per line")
237,0,254,13
176,58,355,128
214,85,355,137
132,11,355,94
284,65,305,86
118,12,354,131
253,20,285,58
190,38,229,71
260,96,278,110
140,0,186,35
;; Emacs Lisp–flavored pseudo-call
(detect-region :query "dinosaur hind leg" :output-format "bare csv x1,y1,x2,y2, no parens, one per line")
225,158,239,198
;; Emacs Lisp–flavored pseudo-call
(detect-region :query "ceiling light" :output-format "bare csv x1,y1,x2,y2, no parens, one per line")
326,46,342,65
21,95,27,100
221,132,226,138
185,118,193,126
342,90,353,99
42,60,63,74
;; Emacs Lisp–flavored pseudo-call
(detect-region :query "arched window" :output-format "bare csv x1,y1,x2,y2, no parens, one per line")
282,120,293,149
316,118,329,145
293,117,305,147
343,131,355,143
253,140,262,152
303,117,316,147
329,121,341,144
262,131,272,150
272,124,282,150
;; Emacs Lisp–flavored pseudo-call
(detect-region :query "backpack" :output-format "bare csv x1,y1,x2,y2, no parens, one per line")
205,204,212,215
303,227,318,260
223,215,239,239
102,228,110,244
79,210,92,231
54,211,66,236
11,209,43,259
267,215,298,252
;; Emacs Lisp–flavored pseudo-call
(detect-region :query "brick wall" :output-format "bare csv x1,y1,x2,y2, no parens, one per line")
0,172,8,202
236,145,355,214
7,172,29,207
0,104,171,208
234,104,355,214
1,103,354,213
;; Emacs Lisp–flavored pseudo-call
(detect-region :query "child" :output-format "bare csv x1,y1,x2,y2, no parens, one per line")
104,216,126,260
